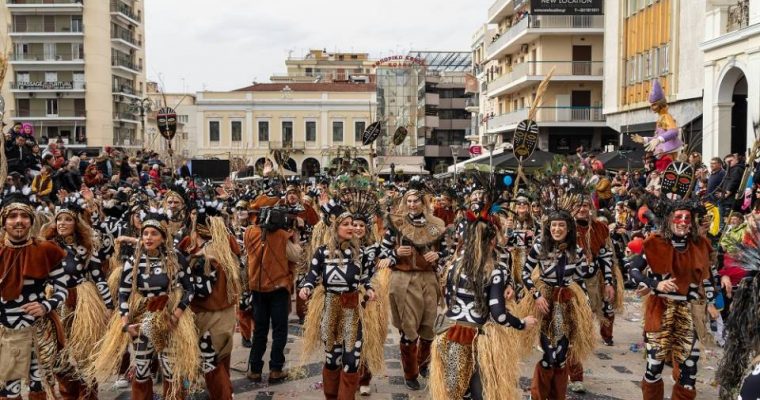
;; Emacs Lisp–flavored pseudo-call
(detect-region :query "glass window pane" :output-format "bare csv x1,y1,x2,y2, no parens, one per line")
258,121,269,142
209,121,220,142
332,121,343,142
306,121,316,142
231,121,242,142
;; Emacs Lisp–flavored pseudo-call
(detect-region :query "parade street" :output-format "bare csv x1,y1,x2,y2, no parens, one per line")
98,294,722,400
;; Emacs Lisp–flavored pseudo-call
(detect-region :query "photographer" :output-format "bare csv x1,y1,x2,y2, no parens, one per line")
244,179,297,384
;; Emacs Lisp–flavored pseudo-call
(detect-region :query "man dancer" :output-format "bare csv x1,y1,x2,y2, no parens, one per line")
381,185,446,390
0,193,69,400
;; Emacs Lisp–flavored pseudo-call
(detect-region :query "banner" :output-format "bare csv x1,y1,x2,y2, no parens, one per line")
530,0,603,15
464,73,479,94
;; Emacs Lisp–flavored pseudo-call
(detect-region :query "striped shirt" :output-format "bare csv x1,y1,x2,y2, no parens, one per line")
523,243,594,299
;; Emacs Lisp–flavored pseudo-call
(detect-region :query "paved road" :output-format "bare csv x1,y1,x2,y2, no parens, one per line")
98,294,723,399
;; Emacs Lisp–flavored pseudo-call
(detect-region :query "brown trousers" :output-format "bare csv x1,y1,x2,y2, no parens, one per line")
388,270,438,342
237,308,253,341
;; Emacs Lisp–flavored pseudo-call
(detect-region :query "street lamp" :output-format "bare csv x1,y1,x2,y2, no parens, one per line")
450,144,461,181
129,97,153,148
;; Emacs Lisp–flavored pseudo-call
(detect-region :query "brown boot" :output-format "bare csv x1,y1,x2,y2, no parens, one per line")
550,366,569,400
601,315,615,345
399,342,419,389
130,379,154,400
671,384,697,400
162,381,187,400
530,362,554,400
27,392,47,400
204,364,233,400
323,366,341,400
56,374,83,400
359,362,372,386
567,359,584,383
417,339,433,378
338,371,360,400
641,379,665,400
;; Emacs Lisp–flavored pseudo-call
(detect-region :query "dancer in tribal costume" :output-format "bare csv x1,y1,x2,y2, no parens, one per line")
520,200,598,400
506,192,540,299
178,199,242,400
381,179,447,390
283,181,320,324
43,197,113,399
568,196,620,393
90,211,199,400
299,199,380,400
629,199,716,400
0,193,69,400
232,198,254,348
429,188,538,400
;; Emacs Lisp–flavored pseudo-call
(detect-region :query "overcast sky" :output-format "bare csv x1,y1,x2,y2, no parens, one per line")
145,0,491,93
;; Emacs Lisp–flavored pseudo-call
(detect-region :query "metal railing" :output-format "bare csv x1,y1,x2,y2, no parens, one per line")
112,57,142,71
10,22,83,33
7,0,83,4
110,0,141,22
487,108,528,131
113,84,137,95
11,81,84,90
114,112,139,121
536,107,605,122
10,53,83,62
112,28,140,46
12,110,86,118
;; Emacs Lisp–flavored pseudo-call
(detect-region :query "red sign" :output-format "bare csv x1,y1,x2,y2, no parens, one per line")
469,145,482,156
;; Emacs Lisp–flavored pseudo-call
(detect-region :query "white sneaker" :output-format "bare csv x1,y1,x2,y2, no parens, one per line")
112,377,129,389
359,385,371,396
568,381,586,393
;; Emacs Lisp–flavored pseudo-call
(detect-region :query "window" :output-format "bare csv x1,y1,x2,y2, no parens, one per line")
231,120,242,142
282,121,293,144
305,121,316,142
46,99,58,116
17,99,30,117
660,44,670,74
354,121,365,142
178,115,189,123
45,72,57,83
72,43,84,60
16,72,29,83
209,121,220,142
332,121,343,142
258,121,269,142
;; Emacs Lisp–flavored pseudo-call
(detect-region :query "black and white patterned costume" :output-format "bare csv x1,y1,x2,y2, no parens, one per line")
303,245,374,373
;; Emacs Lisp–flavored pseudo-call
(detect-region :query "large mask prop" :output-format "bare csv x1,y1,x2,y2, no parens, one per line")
513,119,539,161
157,107,177,140
660,161,693,200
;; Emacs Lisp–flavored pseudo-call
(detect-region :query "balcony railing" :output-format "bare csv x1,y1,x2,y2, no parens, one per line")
113,84,137,95
487,108,528,132
111,0,141,22
536,107,605,122
487,61,603,95
112,29,140,46
112,57,142,71
7,0,83,4
11,81,84,90
10,53,83,62
10,22,83,33
114,112,139,121
487,15,604,59
12,110,86,118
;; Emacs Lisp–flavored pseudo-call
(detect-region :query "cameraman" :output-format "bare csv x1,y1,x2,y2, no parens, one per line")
244,181,296,384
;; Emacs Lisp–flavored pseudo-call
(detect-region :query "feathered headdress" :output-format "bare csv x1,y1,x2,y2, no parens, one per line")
140,208,171,237
55,194,86,219
341,187,380,225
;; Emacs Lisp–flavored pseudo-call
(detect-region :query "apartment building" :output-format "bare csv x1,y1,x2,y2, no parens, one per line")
701,0,760,159
482,0,613,154
0,0,147,151
194,82,376,177
603,0,705,153
269,49,376,84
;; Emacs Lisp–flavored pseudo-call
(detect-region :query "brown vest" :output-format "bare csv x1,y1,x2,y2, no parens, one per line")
180,235,241,312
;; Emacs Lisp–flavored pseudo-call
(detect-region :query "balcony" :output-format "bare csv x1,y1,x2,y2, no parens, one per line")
486,108,528,134
439,98,468,109
113,112,140,123
111,58,142,74
488,0,527,24
11,81,85,91
10,109,86,121
423,93,439,106
10,53,84,65
7,0,83,14
465,97,479,112
111,29,141,49
10,22,83,36
486,15,604,62
487,61,603,97
113,84,141,98
110,0,141,24
535,107,605,124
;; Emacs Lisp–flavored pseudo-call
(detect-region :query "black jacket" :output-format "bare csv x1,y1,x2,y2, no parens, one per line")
722,163,745,195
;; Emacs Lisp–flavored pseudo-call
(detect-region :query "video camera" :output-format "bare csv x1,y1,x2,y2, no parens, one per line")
257,206,296,231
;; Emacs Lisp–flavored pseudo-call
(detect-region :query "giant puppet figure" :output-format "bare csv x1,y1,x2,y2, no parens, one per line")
632,79,684,172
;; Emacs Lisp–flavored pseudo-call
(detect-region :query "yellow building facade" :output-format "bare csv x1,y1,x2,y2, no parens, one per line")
195,83,376,177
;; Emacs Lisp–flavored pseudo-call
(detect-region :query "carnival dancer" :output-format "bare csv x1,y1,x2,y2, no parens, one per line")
284,180,320,324
232,198,254,348
567,195,619,393
429,189,537,400
299,198,382,400
178,199,242,400
0,193,69,400
519,192,598,400
629,198,716,400
381,178,447,390
44,196,114,400
90,211,199,400
632,79,683,172
433,190,456,227
505,191,540,298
